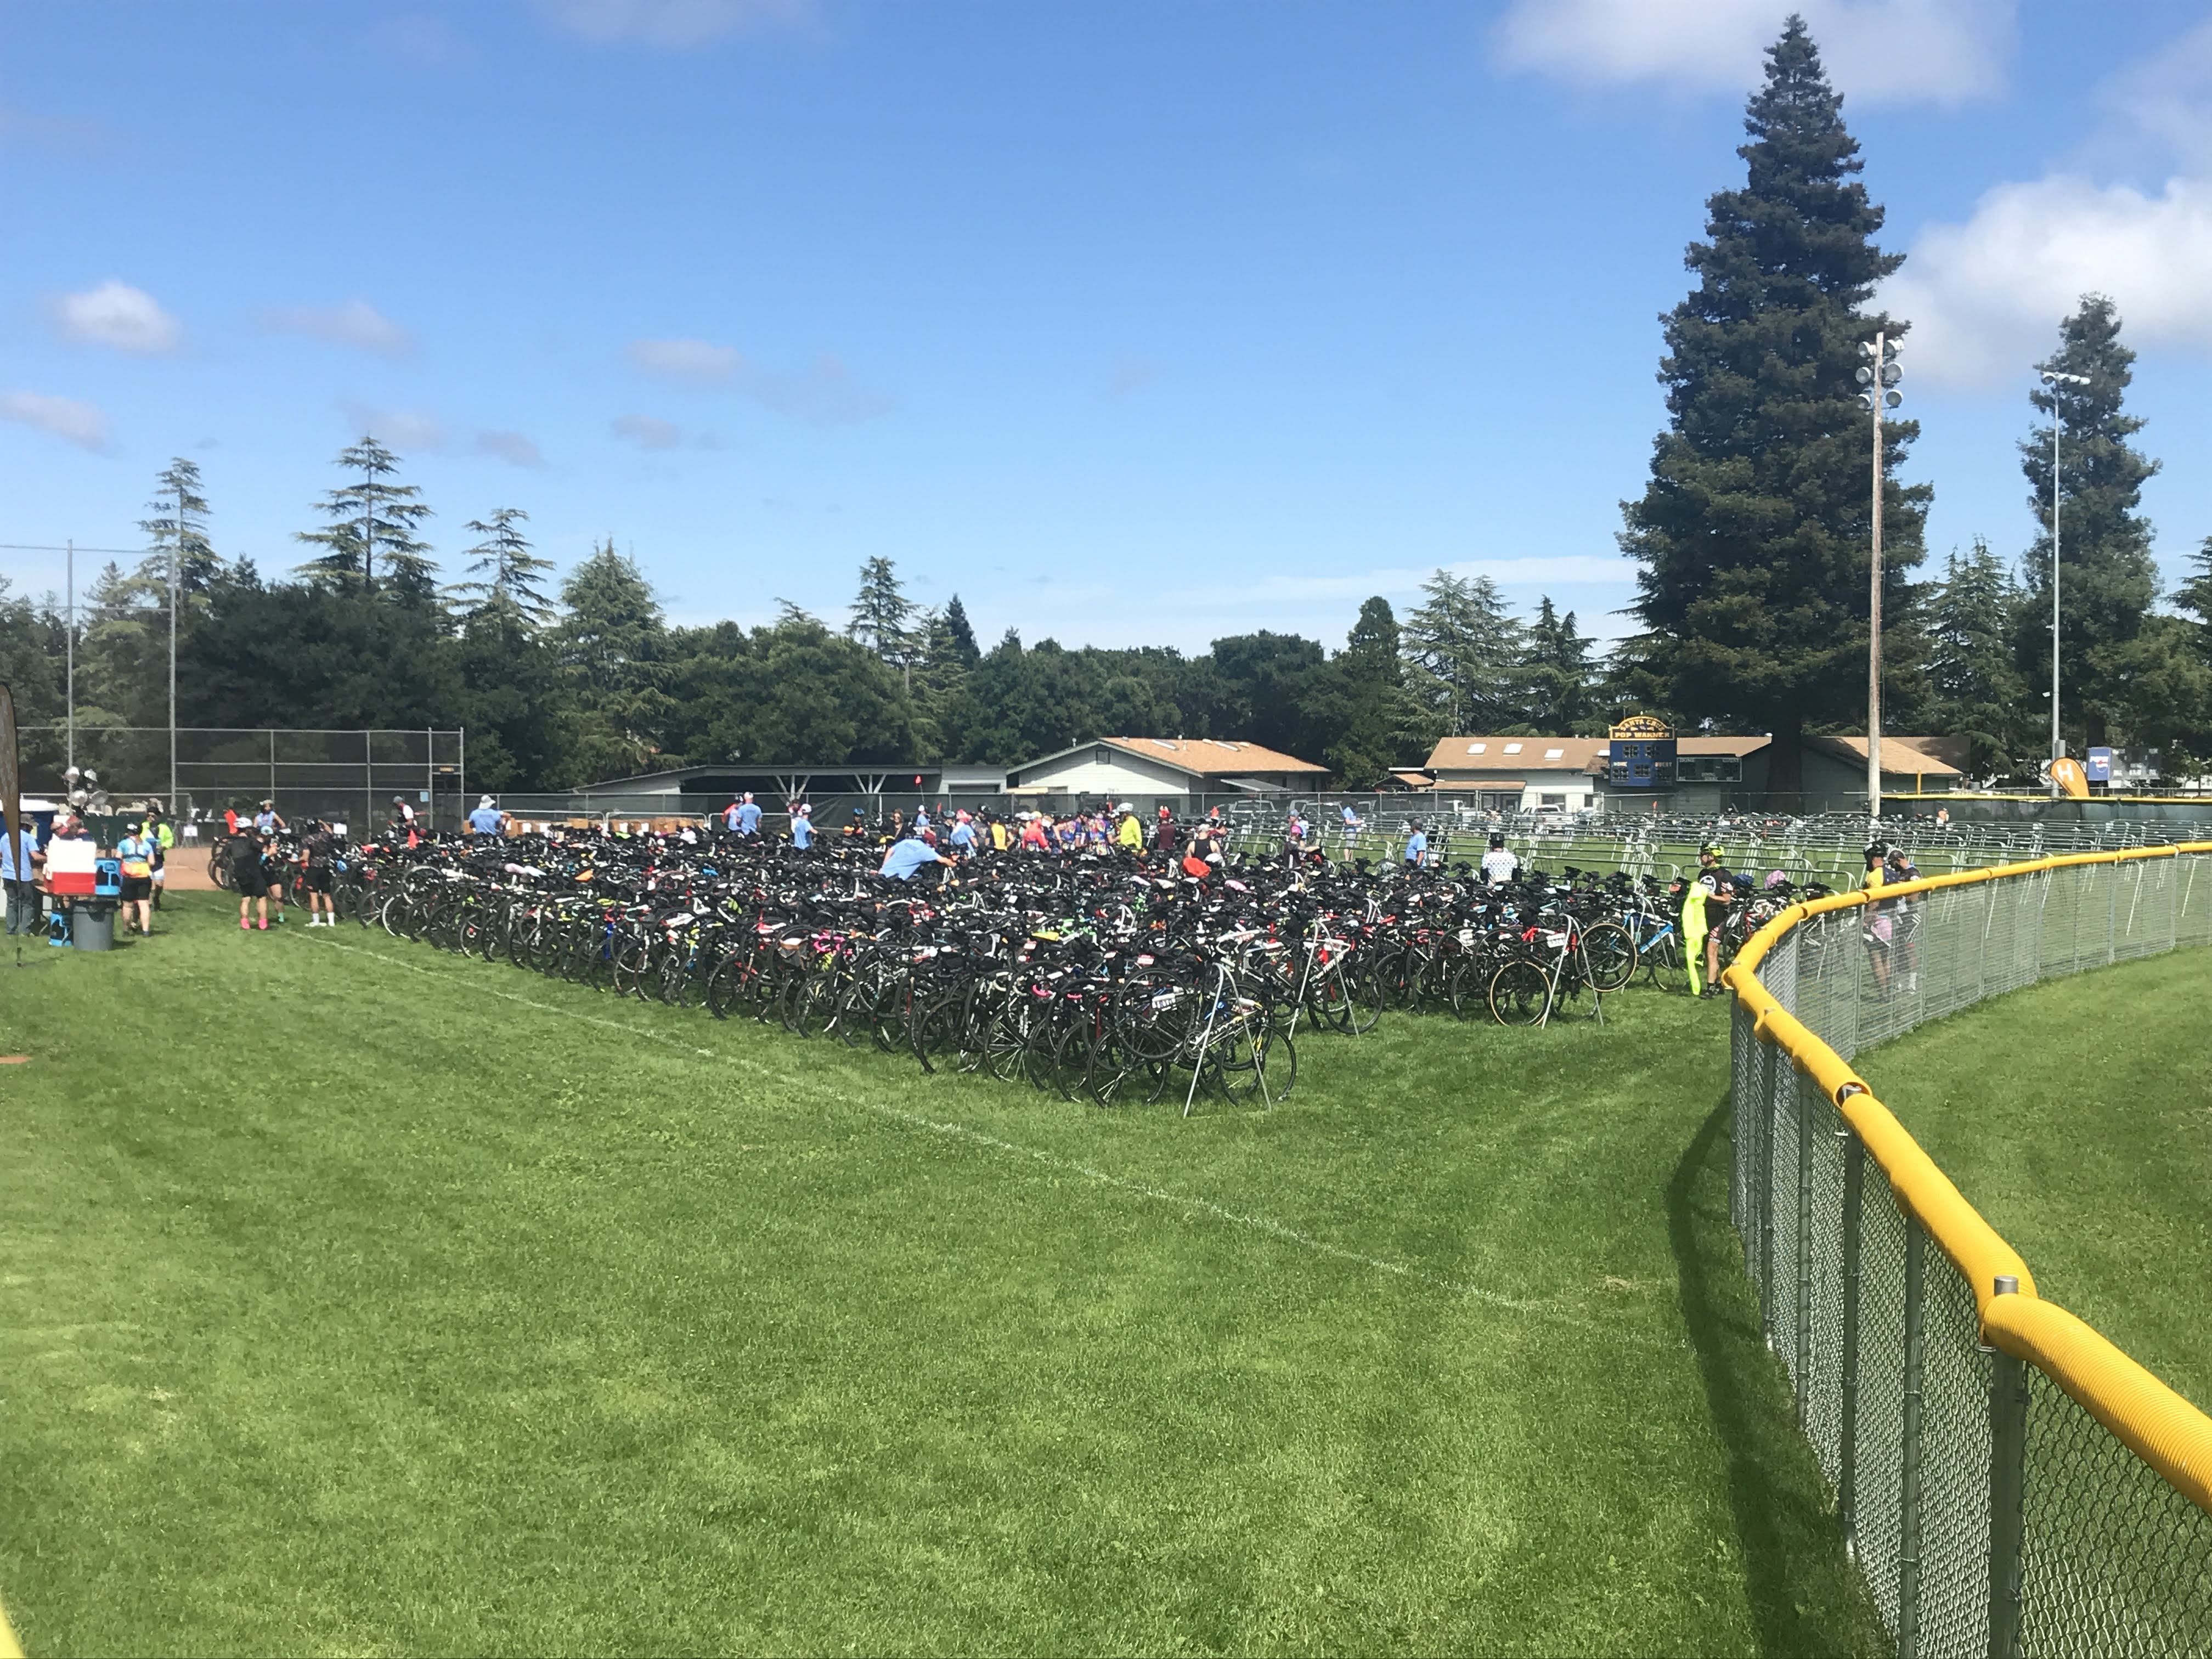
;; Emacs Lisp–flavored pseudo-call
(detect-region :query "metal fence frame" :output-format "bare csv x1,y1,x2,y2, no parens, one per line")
1726,844,2212,1657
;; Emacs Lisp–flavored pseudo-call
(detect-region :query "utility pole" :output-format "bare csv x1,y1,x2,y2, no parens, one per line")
65,539,75,776
1857,336,1903,831
168,489,179,816
2038,369,2091,796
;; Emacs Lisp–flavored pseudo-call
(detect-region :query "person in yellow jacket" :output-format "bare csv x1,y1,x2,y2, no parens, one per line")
1115,806,1146,854
1682,846,1731,998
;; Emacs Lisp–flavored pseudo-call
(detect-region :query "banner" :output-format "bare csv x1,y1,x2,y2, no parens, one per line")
0,681,18,850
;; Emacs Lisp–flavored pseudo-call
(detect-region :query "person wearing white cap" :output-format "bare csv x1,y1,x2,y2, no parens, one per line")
789,802,815,851
467,795,507,837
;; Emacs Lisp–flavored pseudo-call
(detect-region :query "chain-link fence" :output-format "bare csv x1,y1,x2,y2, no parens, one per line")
1729,849,2212,1657
19,726,468,831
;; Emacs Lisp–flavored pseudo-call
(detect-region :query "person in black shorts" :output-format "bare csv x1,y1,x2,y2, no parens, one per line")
302,821,340,927
236,830,283,932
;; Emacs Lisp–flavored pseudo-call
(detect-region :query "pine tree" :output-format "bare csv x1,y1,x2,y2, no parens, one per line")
1328,596,1420,787
451,507,556,628
1517,597,1600,733
2016,295,2160,749
1401,569,1521,736
1926,539,2030,778
556,539,673,778
940,593,981,667
294,437,437,601
846,556,916,665
1621,16,1928,794
136,457,220,602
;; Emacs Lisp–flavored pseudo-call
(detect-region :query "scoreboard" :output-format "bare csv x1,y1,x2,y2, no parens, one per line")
1608,715,1677,790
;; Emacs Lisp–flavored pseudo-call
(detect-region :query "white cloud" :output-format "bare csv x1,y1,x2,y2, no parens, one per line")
338,404,540,466
266,300,417,357
613,413,683,450
1883,176,2212,388
1,390,110,450
1881,18,2212,390
1494,0,2014,108
534,0,811,48
626,337,892,423
52,280,182,354
475,430,543,467
745,354,892,425
628,336,741,383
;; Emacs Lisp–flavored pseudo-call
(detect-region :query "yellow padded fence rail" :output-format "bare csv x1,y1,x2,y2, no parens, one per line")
1722,840,2212,1519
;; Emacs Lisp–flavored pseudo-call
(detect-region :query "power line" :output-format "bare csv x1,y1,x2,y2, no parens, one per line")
0,542,147,555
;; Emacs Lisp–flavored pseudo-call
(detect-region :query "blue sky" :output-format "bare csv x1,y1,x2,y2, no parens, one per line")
5,0,2212,653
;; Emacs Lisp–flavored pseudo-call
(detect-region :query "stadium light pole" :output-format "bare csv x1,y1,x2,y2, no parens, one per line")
2038,368,2092,796
1857,335,1903,830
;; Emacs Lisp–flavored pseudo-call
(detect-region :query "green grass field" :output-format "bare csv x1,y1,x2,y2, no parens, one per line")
1855,949,2212,1413
0,894,1891,1656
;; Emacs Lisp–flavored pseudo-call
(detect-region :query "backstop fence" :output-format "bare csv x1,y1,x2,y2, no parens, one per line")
18,726,467,831
1724,845,2212,1657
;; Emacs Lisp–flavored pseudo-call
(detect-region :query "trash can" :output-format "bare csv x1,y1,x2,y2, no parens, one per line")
72,899,117,952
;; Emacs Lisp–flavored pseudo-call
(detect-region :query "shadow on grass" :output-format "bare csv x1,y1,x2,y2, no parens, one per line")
1668,1096,1887,1658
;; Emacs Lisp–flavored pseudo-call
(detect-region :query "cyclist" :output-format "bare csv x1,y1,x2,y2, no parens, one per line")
1116,805,1145,853
1884,844,1922,992
302,820,342,926
735,793,763,838
146,804,174,910
236,829,282,930
879,828,956,883
1859,843,1894,996
1480,833,1520,886
1683,847,1729,997
468,795,507,837
253,798,285,834
790,803,815,851
116,819,157,936
1403,821,1428,867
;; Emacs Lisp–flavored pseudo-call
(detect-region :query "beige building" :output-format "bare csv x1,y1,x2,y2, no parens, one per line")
1006,737,1329,797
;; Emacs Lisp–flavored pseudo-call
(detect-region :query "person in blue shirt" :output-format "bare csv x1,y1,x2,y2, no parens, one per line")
1403,822,1428,866
879,832,956,882
789,804,814,850
1,818,33,935
948,812,977,854
467,795,506,836
735,793,763,837
253,798,286,834
723,798,742,834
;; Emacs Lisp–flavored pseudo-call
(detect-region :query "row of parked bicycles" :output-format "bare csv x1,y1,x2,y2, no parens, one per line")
314,832,1831,1111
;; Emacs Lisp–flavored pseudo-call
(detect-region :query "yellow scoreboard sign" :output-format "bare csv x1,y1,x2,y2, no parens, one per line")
1609,714,1673,742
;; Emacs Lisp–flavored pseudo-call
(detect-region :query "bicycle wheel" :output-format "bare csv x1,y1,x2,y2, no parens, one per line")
1218,1021,1296,1105
1488,958,1554,1026
1641,929,1686,992
1581,922,1636,993
911,995,963,1073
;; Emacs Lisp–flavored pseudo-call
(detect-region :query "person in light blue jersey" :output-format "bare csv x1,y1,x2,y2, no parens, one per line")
948,811,976,853
789,803,814,850
879,831,955,882
735,793,762,837
1403,821,1428,866
467,795,507,837
1,817,33,935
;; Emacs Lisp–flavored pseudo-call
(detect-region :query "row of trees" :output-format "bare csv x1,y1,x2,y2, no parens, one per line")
1618,18,2212,785
0,448,1618,788
7,19,2212,793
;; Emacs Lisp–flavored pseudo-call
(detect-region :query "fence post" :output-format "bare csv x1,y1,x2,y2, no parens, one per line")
1838,1126,1865,1558
1794,1071,1814,1421
1759,1039,1779,1340
1987,1274,2027,1659
1899,1216,1928,1659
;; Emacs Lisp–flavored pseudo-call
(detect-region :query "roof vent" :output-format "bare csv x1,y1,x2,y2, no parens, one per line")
1503,743,1523,754
1469,743,1485,754
1544,747,1565,759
